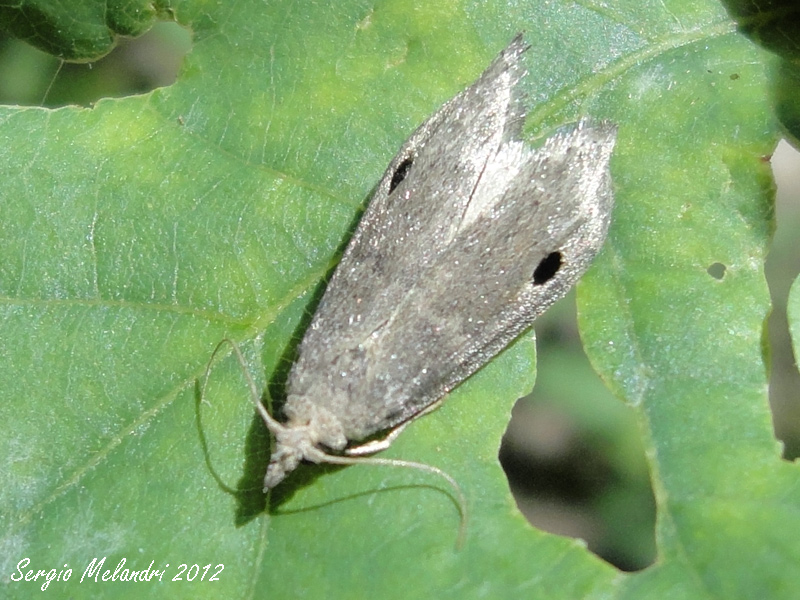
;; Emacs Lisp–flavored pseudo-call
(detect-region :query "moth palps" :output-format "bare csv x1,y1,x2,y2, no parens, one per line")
217,35,616,513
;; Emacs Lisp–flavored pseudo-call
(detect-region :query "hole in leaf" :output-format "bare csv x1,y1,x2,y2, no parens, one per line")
766,140,800,460
499,301,657,572
707,262,726,280
0,21,191,107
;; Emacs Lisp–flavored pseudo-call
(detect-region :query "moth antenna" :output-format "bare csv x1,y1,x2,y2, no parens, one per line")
201,338,287,436
308,450,468,549
40,59,64,106
203,339,467,547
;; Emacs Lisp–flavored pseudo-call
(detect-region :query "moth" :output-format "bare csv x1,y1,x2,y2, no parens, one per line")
223,35,616,500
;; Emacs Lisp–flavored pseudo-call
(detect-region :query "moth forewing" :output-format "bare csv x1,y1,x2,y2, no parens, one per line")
352,121,617,429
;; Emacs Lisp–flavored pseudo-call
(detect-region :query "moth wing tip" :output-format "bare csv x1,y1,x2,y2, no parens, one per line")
507,32,530,55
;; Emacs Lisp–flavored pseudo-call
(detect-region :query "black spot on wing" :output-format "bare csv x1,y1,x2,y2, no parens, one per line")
533,252,562,285
389,156,414,193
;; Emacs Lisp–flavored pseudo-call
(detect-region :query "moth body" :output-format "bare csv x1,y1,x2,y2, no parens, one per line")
261,35,617,490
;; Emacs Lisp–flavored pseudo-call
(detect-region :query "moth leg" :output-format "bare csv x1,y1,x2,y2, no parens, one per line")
344,422,409,456
345,398,445,456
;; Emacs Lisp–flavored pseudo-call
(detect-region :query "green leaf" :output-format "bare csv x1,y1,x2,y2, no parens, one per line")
1,1,796,599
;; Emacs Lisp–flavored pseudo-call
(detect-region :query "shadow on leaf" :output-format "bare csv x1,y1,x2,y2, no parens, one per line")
195,193,371,525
